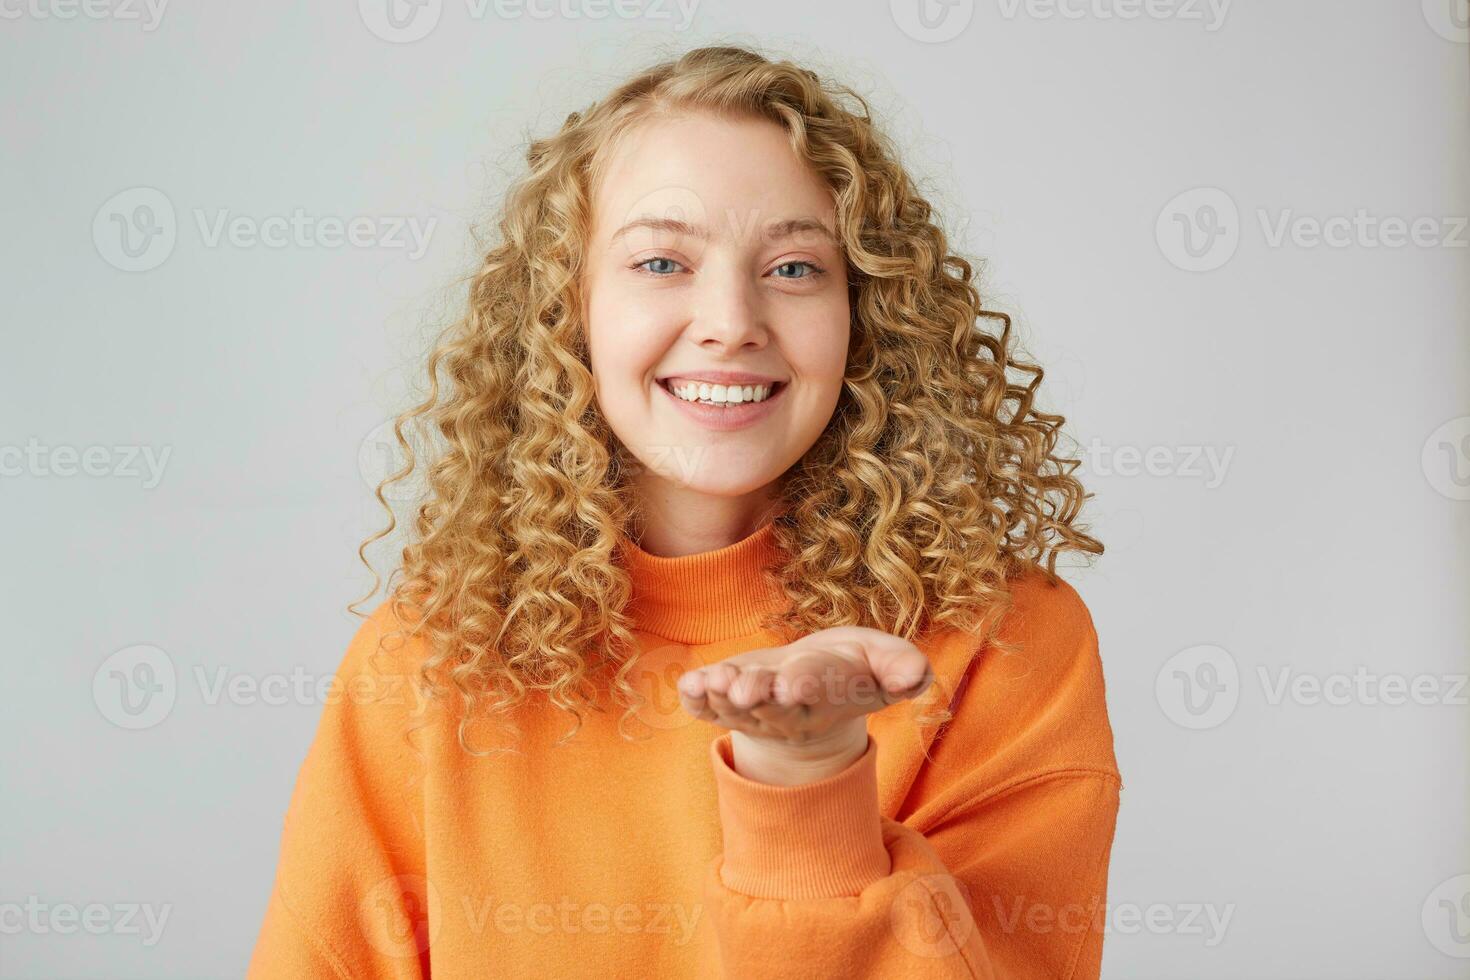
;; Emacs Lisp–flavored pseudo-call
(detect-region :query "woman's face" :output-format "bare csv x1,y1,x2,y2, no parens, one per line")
582,110,850,505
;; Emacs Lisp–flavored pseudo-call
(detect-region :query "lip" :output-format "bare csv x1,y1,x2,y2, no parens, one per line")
655,370,787,386
655,378,788,432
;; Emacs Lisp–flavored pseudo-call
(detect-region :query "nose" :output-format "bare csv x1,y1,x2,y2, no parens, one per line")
689,260,768,352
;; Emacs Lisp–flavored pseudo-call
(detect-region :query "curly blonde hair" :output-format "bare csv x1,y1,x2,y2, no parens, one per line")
353,43,1102,756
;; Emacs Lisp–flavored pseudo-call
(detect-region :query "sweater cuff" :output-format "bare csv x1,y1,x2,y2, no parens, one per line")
709,731,891,900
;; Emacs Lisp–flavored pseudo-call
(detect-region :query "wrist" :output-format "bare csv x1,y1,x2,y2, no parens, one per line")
729,722,869,786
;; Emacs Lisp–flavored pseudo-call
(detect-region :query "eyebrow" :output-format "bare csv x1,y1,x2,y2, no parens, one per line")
609,215,841,249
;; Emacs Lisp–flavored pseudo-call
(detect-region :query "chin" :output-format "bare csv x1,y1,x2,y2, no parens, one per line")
635,463,776,496
623,433,781,486
670,474,775,496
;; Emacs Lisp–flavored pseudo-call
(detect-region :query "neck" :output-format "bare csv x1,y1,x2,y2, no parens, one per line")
628,480,786,558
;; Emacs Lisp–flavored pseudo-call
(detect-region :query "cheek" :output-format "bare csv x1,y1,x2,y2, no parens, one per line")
585,284,672,403
788,306,851,389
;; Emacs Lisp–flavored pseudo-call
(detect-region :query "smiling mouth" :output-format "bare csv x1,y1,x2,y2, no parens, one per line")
656,378,787,406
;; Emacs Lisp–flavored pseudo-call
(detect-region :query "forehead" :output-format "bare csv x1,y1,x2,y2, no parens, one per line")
588,110,837,245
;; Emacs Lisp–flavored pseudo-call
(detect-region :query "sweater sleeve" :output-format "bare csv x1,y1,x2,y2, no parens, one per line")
247,603,431,980
702,732,1119,979
700,577,1122,980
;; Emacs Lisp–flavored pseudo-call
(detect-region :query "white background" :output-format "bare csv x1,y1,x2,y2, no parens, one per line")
2,1,1467,976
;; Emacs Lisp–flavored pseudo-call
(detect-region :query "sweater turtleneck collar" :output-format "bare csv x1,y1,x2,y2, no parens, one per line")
617,518,790,645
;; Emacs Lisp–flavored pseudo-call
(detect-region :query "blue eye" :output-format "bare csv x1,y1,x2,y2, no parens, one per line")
633,257,826,279
636,256,684,275
771,261,823,279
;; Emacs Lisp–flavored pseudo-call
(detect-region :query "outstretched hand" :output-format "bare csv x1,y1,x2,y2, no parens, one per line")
676,626,935,785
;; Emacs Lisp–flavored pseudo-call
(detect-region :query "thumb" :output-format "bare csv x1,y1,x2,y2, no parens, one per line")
872,648,935,705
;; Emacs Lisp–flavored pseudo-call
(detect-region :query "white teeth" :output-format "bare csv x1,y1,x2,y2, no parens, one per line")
666,380,775,405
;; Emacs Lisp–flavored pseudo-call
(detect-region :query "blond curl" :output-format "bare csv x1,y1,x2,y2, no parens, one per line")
352,43,1103,758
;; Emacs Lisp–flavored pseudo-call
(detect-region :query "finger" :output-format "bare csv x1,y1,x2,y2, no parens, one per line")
702,662,738,696
676,667,708,700
727,666,775,711
704,663,741,718
678,691,719,722
870,647,935,703
674,670,717,721
878,665,935,705
772,659,826,708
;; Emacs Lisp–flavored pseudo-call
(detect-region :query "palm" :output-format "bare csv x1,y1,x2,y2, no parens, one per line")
675,626,935,746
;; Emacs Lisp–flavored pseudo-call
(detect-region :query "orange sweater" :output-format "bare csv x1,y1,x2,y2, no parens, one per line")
247,521,1122,979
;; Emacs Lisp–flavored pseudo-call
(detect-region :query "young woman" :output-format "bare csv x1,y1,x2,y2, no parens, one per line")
248,44,1120,979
